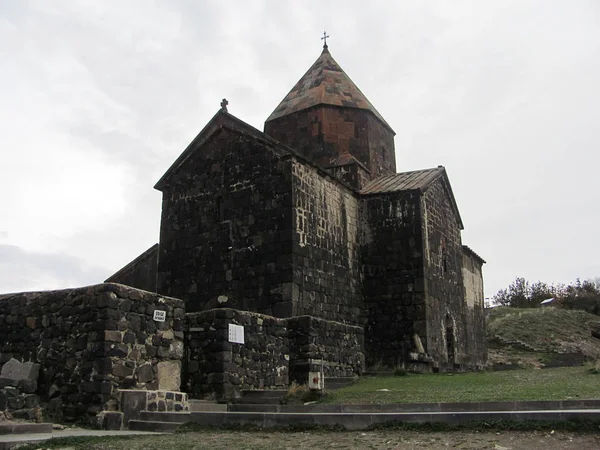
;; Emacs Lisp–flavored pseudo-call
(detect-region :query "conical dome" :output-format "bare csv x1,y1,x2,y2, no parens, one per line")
266,47,393,131
264,46,397,186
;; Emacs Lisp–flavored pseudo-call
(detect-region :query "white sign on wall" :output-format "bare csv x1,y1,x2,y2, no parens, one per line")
228,324,245,344
153,310,166,322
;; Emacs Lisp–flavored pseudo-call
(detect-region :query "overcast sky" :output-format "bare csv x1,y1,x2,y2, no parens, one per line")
1,0,599,299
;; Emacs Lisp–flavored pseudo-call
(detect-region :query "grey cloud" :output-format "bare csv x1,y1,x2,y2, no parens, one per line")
1,0,599,298
0,245,106,294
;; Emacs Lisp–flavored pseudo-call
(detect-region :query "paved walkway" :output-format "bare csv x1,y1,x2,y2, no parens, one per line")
0,429,164,450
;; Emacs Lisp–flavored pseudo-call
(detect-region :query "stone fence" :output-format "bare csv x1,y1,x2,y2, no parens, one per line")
185,309,364,400
288,315,365,383
185,309,289,399
0,283,184,421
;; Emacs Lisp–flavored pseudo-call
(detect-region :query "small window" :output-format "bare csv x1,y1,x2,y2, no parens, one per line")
216,197,225,222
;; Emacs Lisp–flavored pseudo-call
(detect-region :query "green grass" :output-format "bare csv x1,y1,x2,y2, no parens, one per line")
325,366,600,404
487,307,600,358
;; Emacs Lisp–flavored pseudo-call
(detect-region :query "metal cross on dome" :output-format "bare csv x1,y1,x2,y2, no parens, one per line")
321,31,330,48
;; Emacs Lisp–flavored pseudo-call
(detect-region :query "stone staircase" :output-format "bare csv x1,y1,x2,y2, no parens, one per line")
128,378,356,431
127,399,600,432
128,400,226,432
492,335,541,352
235,390,287,405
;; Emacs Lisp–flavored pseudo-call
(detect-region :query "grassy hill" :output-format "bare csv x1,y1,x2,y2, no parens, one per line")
487,306,600,364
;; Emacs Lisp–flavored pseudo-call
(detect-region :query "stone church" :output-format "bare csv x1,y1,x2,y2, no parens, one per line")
107,43,487,372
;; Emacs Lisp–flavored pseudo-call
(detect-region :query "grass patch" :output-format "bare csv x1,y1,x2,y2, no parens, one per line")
487,307,600,358
326,366,600,404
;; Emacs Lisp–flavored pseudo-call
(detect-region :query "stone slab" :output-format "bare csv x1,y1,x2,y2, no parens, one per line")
0,360,39,384
120,390,147,425
0,423,52,435
128,420,181,432
157,361,181,391
228,399,600,414
139,411,190,423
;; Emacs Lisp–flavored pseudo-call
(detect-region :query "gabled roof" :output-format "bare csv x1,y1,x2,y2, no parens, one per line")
325,153,370,172
154,109,362,194
105,244,158,283
361,167,443,194
361,166,464,229
462,245,486,265
154,110,293,191
265,47,394,133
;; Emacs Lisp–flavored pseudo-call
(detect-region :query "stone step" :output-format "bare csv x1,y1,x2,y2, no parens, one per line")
0,423,53,435
128,420,182,432
241,390,287,398
139,411,192,423
227,399,600,414
186,409,600,431
236,390,287,405
189,400,227,412
236,396,283,405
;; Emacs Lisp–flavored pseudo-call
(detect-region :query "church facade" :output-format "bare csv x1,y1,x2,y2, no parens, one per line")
108,44,486,371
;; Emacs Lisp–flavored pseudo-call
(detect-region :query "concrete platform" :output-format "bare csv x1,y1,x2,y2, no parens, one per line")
133,405,600,432
228,399,600,413
0,429,164,450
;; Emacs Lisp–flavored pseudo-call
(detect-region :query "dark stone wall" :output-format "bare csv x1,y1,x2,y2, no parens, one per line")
291,161,364,325
326,161,371,191
185,309,289,399
362,191,426,367
157,128,295,316
185,309,364,400
421,178,470,369
105,244,158,292
367,114,397,179
0,284,184,421
264,106,395,180
462,248,487,367
287,315,364,383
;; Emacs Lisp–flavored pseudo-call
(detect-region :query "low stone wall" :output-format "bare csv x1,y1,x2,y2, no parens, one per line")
185,309,364,400
288,316,365,383
0,283,184,421
0,359,42,420
185,309,289,400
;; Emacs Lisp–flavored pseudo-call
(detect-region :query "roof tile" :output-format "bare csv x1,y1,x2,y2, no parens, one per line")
266,47,393,131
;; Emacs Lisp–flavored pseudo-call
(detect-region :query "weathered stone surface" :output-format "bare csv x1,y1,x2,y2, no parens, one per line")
157,361,181,391
185,309,363,400
96,411,123,430
0,283,185,421
136,364,154,384
0,359,39,384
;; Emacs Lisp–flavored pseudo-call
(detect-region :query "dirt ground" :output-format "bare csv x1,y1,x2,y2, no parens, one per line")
48,430,600,450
